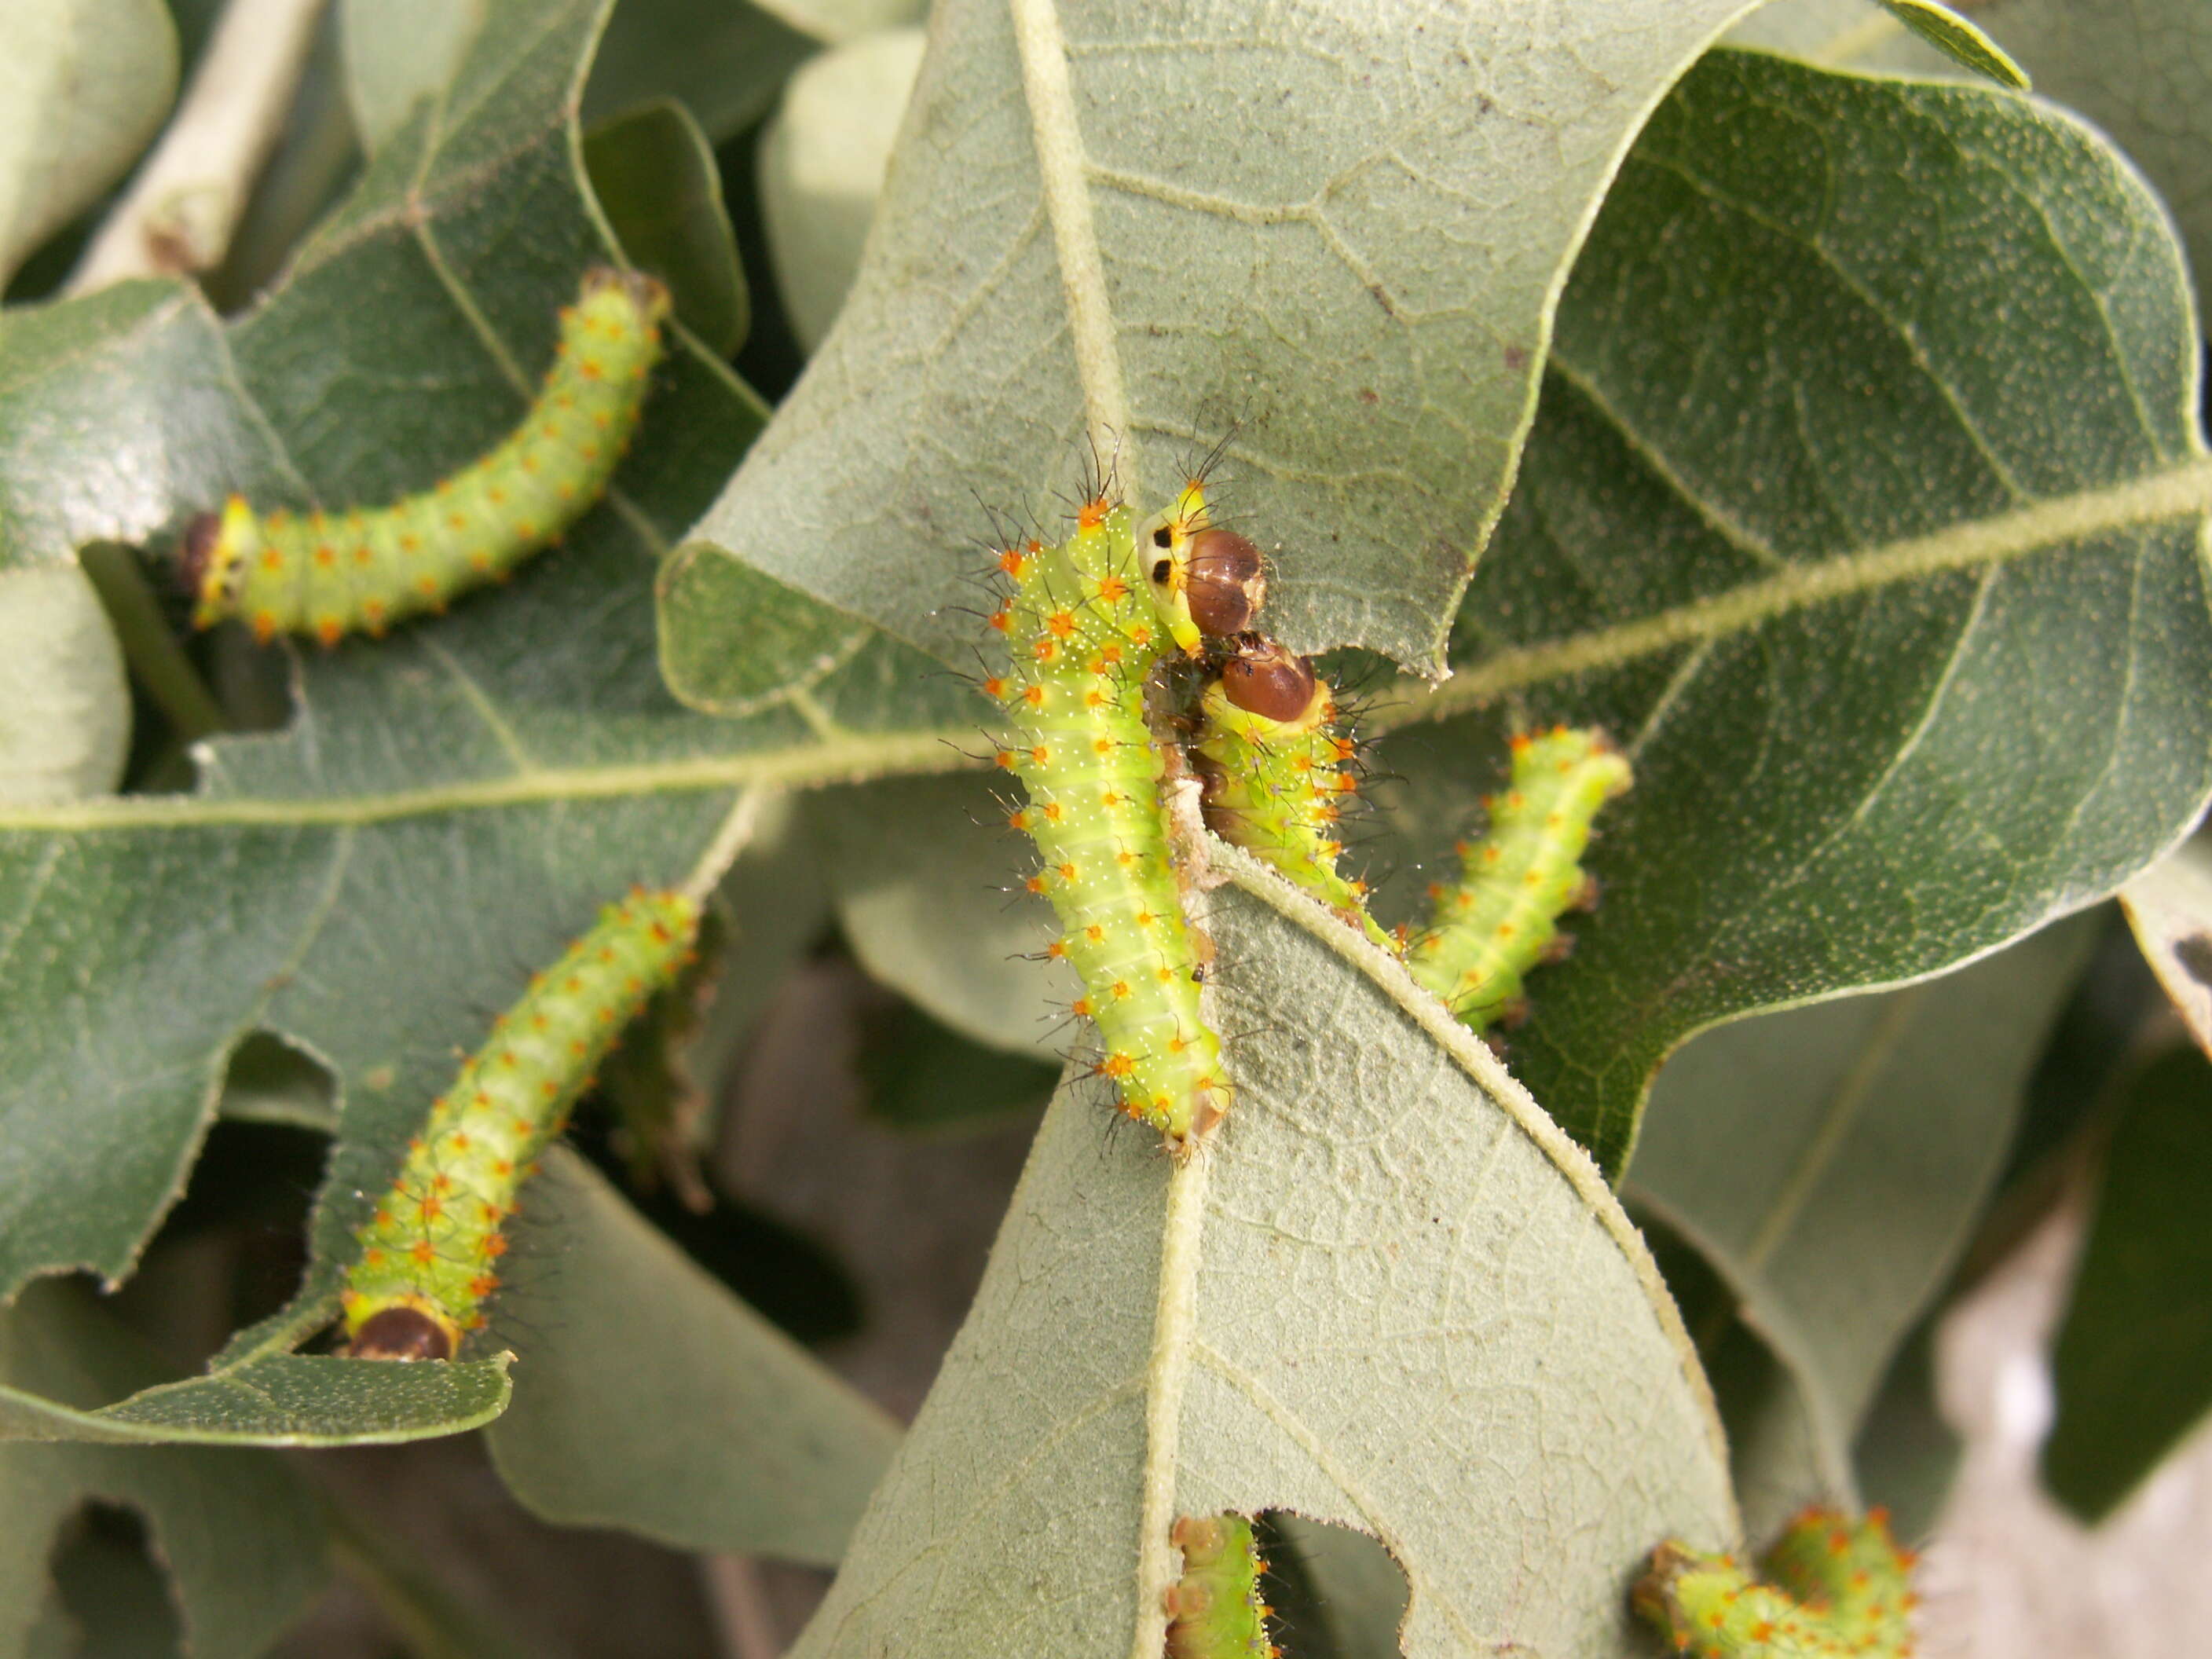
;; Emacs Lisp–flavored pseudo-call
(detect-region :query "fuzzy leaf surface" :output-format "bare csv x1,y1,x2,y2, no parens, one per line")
1950,1,2210,309
1376,48,2212,1175
790,858,1734,1659
675,0,1772,678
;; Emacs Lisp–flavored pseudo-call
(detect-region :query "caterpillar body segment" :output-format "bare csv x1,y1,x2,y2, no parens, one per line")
987,496,1229,1152
1634,1507,1917,1657
1165,1514,1280,1659
1760,1507,1917,1654
1193,637,1393,950
186,267,670,646
341,888,701,1360
1404,725,1631,1035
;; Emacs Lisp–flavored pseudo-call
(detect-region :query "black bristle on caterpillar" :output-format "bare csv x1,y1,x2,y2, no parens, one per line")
978,472,1233,1152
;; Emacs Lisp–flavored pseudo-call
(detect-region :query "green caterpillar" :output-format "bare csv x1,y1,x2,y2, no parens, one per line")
1192,635,1393,950
1188,643,1628,1038
985,477,1242,1152
185,266,670,646
1635,1507,1918,1657
1165,1514,1280,1659
1404,725,1632,1035
340,888,701,1361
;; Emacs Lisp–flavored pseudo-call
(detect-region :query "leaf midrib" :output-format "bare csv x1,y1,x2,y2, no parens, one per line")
1388,452,2212,724
1125,845,1736,1653
0,727,976,833
1009,0,1128,467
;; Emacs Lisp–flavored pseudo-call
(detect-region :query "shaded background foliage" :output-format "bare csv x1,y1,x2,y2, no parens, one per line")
0,0,2209,1655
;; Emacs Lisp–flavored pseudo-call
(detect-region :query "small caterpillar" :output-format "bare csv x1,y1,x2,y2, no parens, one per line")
1404,726,1631,1035
984,477,1231,1152
185,266,671,646
1165,1514,1280,1659
340,888,701,1361
1634,1507,1918,1657
1192,635,1393,950
1186,650,1627,1038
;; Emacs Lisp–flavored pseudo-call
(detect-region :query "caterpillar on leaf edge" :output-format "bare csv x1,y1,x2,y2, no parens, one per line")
1165,1513,1280,1659
340,887,701,1361
1403,724,1631,1035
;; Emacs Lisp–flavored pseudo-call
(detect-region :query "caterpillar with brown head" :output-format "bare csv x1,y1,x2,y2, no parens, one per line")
1188,642,1629,1037
340,887,701,1361
984,471,1234,1153
185,266,670,646
1634,1506,1918,1657
1192,634,1393,950
1165,1514,1280,1659
1403,725,1632,1035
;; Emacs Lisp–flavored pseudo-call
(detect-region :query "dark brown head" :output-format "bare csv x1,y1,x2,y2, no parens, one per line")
1181,527,1266,639
345,1306,457,1362
178,510,225,599
1219,636,1319,725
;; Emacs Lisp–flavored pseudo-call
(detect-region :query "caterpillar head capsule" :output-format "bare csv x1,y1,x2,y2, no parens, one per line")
1218,635,1321,727
181,497,256,628
1144,478,1268,654
1181,529,1267,639
578,264,673,328
344,1302,459,1362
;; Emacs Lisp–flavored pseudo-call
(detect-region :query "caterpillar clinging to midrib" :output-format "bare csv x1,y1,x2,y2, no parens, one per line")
185,266,670,646
1188,637,1630,1036
987,479,1232,1152
340,887,701,1361
1192,635,1393,950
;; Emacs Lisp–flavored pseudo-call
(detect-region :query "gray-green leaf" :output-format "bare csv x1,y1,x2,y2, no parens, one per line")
1375,47,2212,1176
790,857,1734,1659
676,0,1771,679
0,0,961,1500
0,1281,326,1659
484,1152,898,1565
1629,919,2094,1501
